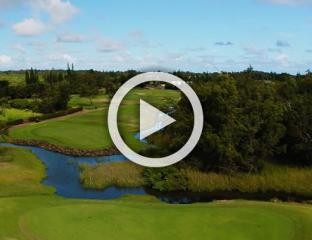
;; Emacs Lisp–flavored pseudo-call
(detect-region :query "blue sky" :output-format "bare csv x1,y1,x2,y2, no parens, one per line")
0,0,311,73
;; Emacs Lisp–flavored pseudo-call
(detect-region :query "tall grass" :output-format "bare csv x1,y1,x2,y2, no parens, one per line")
80,160,312,198
80,162,144,189
184,163,312,197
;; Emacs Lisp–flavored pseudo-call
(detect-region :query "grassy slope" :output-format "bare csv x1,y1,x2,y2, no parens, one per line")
0,196,311,240
0,147,54,197
9,88,180,150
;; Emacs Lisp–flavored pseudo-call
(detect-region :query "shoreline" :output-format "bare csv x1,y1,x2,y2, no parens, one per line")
7,139,120,157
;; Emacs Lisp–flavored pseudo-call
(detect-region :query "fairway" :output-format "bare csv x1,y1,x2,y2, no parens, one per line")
0,196,311,240
9,88,180,150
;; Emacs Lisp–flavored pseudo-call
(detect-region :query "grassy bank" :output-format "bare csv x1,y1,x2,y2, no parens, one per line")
80,161,312,198
0,147,54,197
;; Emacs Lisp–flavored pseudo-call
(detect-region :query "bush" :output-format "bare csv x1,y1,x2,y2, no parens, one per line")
28,107,82,122
143,166,188,191
6,118,24,126
9,99,33,110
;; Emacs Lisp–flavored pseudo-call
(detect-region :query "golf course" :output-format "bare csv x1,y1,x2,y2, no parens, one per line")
0,146,312,240
8,88,180,151
1,0,312,238
1,84,312,239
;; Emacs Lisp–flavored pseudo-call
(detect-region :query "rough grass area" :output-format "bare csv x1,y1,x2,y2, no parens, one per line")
0,147,54,197
80,161,312,198
0,196,312,240
80,162,144,189
0,108,41,122
184,163,312,197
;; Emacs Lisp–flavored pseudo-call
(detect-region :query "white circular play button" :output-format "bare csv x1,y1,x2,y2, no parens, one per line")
107,72,204,168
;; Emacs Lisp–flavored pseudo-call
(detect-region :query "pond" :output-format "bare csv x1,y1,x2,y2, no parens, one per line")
0,142,309,204
0,143,146,200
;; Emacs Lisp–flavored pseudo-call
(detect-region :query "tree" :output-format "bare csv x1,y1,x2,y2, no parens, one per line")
79,72,99,105
279,76,312,165
39,71,70,113
155,75,286,173
0,81,9,98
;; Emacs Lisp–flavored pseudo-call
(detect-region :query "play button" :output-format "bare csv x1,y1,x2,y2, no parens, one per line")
139,100,176,140
108,72,203,168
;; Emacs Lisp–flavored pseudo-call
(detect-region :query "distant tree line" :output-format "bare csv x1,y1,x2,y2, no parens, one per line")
0,66,137,114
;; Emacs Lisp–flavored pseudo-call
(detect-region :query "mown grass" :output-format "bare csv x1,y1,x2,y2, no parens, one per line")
68,89,109,109
80,162,144,189
0,147,54,197
0,72,44,85
9,88,180,150
0,72,25,85
0,108,41,122
1,139,312,240
1,196,312,240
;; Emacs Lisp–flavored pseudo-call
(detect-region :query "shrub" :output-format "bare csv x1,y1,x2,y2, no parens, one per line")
6,118,24,126
143,166,188,191
9,99,33,110
28,107,82,122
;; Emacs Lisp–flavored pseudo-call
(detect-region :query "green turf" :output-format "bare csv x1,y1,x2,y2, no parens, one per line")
0,72,44,86
0,108,41,122
0,196,311,240
9,88,180,150
0,147,54,197
1,137,312,240
68,89,109,109
0,72,25,85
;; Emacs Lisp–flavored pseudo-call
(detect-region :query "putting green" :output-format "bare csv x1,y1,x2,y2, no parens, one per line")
0,196,311,240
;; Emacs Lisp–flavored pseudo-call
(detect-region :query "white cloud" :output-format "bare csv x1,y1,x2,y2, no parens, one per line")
33,0,78,24
10,1,78,36
57,33,87,43
0,54,12,64
49,53,75,62
11,44,26,54
12,18,46,36
97,38,124,52
276,53,290,65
